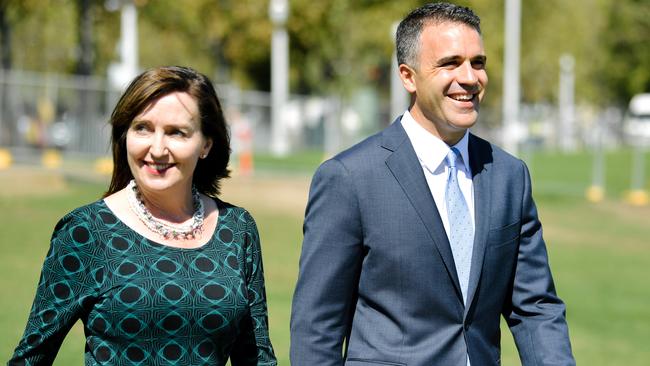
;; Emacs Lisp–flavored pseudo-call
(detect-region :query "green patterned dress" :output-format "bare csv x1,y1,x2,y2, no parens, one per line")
8,199,276,365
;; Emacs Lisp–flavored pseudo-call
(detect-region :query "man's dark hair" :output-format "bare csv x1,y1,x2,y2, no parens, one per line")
396,2,481,69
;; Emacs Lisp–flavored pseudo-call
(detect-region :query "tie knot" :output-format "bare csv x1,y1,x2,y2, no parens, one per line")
446,147,462,169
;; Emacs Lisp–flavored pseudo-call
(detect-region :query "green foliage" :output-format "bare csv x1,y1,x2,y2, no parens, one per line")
288,0,411,95
598,0,650,104
174,0,275,88
6,0,77,72
0,0,647,104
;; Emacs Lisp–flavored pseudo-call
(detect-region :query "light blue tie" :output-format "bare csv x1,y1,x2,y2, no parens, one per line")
445,147,474,305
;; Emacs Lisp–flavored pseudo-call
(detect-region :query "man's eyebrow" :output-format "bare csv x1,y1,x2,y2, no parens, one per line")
436,55,462,66
472,55,487,63
435,54,487,66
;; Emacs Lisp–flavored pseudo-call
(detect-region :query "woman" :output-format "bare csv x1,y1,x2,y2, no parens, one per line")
9,66,276,365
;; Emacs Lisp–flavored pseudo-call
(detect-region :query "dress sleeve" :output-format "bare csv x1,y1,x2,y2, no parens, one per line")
8,209,102,365
229,211,277,366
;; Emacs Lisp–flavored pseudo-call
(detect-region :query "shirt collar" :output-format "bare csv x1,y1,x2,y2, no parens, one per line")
400,110,471,174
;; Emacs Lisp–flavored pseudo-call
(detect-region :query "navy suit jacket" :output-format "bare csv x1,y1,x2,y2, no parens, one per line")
290,119,575,366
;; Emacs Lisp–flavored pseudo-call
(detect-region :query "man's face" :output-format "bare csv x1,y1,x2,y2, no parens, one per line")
402,21,488,145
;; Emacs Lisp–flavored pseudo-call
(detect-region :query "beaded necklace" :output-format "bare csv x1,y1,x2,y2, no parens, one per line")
127,179,204,240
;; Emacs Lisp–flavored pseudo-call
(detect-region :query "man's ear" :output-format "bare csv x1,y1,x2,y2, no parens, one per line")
399,64,417,94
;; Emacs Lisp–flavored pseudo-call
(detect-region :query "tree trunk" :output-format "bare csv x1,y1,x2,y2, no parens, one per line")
76,0,93,75
0,2,13,146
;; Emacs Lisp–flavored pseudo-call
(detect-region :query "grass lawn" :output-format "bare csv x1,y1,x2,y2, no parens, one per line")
1,148,649,365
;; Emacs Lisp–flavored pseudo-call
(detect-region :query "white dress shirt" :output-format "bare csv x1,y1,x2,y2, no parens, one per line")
400,111,475,237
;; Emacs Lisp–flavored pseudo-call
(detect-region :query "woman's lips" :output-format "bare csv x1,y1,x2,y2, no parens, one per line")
144,162,175,174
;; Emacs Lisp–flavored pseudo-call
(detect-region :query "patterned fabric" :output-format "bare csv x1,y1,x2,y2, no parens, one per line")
8,199,276,366
445,147,474,305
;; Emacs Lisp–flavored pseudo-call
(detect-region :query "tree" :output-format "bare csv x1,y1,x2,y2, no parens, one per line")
75,0,94,75
0,0,12,70
598,0,650,105
0,0,647,108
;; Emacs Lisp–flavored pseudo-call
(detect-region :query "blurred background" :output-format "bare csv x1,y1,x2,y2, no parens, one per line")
0,0,648,365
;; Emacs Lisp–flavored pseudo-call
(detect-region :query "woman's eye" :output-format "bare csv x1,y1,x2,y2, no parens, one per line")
131,124,149,133
170,129,186,137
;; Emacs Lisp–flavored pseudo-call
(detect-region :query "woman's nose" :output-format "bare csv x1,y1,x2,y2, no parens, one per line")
149,133,168,157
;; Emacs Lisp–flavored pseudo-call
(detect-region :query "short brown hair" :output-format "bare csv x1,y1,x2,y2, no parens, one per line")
104,66,230,197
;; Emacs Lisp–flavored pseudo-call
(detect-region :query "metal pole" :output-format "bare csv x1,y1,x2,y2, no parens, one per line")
559,54,576,152
323,97,341,158
106,0,139,90
269,0,289,156
121,2,138,80
390,22,409,123
631,145,646,191
586,118,605,202
502,0,521,155
626,144,649,206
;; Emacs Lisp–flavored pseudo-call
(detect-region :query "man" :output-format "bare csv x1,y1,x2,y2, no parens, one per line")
290,2,575,366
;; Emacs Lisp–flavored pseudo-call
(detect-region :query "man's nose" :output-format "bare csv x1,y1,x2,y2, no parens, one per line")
457,61,479,85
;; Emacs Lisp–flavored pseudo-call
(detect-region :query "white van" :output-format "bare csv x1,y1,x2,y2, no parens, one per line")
624,93,650,144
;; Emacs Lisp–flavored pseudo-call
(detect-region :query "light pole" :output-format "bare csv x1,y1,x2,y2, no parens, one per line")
586,117,605,203
269,0,289,156
502,0,522,155
558,54,576,152
390,22,409,122
106,0,139,91
626,144,648,206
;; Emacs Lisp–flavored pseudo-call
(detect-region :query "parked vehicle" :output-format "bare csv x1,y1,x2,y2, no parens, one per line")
623,93,650,145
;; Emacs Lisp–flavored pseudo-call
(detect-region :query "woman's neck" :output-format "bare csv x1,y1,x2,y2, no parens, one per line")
137,184,195,224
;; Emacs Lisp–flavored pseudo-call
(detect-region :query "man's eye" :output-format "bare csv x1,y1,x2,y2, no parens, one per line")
472,61,485,69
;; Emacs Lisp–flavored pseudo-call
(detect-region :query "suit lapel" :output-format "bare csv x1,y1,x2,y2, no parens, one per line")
382,121,463,302
465,134,493,314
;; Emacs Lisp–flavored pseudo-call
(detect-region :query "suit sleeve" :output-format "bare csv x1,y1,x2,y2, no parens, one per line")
505,161,576,366
230,211,277,366
290,158,364,366
8,212,101,365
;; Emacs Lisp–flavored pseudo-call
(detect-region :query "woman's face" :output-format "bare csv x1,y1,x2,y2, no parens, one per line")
126,91,212,195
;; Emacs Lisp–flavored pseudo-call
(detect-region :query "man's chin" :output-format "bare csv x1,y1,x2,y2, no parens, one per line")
449,117,478,131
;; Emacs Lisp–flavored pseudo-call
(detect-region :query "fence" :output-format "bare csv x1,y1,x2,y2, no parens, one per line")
0,69,359,160
0,69,117,157
0,68,632,163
